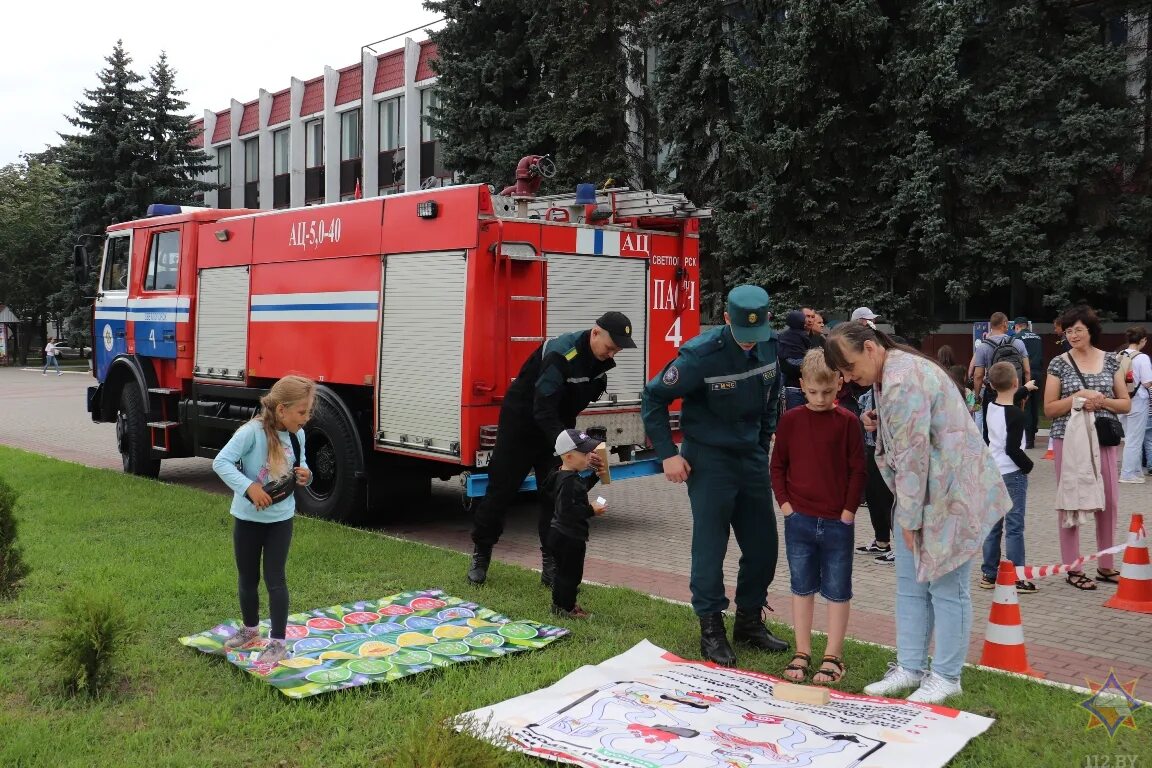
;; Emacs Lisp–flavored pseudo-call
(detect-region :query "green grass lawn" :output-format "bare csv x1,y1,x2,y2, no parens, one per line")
0,446,1144,767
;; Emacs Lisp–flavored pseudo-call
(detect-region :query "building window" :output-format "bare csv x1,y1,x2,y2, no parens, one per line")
243,137,259,208
273,128,290,209
340,109,362,200
144,230,180,291
420,89,439,142
378,97,405,195
420,89,447,185
305,119,324,204
216,146,231,208
379,97,404,151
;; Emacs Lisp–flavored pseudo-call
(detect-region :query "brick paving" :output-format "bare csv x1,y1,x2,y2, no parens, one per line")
1,366,1149,692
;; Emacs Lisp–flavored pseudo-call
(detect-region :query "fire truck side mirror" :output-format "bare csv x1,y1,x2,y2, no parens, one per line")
72,244,90,285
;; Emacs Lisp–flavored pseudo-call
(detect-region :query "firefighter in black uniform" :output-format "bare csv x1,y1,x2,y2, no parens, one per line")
467,312,636,586
642,285,789,666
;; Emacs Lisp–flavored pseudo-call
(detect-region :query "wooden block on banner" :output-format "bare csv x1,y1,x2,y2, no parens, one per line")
772,682,831,706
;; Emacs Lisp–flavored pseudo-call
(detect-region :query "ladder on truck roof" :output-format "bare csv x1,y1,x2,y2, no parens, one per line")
492,187,712,224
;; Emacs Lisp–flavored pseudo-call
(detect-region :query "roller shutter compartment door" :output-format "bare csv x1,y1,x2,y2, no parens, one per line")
546,254,647,404
377,252,467,454
195,266,250,381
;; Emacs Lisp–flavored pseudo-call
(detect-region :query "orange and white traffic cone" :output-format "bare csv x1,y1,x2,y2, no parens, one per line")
1043,437,1054,461
979,560,1043,678
1104,514,1152,614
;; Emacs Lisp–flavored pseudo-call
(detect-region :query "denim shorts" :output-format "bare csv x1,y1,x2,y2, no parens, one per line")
784,512,854,602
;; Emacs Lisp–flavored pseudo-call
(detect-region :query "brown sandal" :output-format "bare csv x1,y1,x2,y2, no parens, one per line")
1067,571,1097,590
813,655,845,685
1096,568,1121,584
782,652,811,682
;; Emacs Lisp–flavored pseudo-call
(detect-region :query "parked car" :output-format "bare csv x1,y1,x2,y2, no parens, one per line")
53,344,92,360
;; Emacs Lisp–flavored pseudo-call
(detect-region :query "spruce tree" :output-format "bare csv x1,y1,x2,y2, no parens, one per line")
716,1,900,325
426,0,653,192
58,40,153,238
648,0,747,318
953,1,1150,314
146,52,214,205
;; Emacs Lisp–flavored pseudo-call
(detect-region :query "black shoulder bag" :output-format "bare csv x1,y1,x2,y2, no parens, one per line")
1065,353,1124,447
262,432,302,503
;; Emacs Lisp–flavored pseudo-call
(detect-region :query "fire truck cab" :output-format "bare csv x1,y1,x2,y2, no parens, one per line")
83,176,704,522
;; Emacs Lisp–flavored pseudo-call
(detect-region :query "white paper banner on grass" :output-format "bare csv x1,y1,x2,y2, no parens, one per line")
458,640,994,768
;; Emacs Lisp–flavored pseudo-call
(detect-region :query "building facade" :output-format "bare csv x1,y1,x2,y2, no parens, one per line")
191,37,449,210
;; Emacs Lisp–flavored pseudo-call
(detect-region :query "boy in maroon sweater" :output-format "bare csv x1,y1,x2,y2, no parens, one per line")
771,349,866,685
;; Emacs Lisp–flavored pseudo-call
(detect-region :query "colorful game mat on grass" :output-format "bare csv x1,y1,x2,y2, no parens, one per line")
179,588,569,699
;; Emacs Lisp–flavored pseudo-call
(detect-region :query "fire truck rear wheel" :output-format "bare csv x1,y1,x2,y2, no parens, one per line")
296,395,365,522
117,385,161,478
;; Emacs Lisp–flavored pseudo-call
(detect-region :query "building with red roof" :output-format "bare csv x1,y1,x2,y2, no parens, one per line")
191,38,447,210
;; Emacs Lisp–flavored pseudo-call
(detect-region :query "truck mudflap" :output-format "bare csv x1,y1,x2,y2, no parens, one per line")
462,458,664,499
87,384,104,421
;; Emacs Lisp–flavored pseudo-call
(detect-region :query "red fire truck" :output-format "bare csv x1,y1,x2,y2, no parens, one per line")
80,163,704,521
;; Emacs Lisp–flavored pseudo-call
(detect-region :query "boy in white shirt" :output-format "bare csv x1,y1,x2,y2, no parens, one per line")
979,362,1037,593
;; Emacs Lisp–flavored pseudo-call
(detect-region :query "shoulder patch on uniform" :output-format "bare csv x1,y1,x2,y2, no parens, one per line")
662,365,680,385
564,348,579,361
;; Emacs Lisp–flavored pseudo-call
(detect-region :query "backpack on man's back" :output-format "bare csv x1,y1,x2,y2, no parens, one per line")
982,337,1026,389
1118,349,1144,396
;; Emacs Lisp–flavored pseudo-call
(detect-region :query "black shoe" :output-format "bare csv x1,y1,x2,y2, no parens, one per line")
732,607,790,653
699,613,737,666
467,547,492,585
540,549,557,588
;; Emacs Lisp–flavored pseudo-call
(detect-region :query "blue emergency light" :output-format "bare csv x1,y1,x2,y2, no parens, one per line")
146,204,185,217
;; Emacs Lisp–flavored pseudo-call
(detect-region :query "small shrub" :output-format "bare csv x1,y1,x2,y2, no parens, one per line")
41,589,136,699
0,476,31,599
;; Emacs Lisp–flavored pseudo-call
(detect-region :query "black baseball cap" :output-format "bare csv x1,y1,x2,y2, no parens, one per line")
595,312,637,348
1013,317,1030,326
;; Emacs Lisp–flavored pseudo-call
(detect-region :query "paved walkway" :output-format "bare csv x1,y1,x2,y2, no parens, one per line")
1,366,1148,692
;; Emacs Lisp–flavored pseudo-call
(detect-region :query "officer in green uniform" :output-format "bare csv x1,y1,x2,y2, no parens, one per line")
641,285,789,666
1013,317,1044,448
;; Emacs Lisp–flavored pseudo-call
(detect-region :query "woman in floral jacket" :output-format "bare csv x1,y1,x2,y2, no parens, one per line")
825,323,1011,704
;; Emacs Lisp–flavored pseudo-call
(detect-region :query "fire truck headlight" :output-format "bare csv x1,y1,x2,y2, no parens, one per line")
416,200,439,219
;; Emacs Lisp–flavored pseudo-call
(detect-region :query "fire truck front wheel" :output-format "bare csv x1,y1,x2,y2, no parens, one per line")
116,385,161,478
296,395,365,522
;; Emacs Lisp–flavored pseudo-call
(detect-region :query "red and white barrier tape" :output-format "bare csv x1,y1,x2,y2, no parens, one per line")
1015,527,1146,580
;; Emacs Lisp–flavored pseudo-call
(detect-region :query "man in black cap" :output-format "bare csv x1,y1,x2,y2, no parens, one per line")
467,312,636,586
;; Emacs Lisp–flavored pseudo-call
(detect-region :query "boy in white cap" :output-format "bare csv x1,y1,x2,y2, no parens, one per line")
543,429,607,618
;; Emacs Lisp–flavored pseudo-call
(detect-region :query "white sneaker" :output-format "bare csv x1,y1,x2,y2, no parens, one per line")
863,663,923,696
1119,476,1146,484
907,671,963,704
56,371,63,376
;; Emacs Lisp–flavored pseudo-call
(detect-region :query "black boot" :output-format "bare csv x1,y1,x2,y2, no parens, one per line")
541,549,557,588
467,547,492,585
699,613,737,666
733,607,790,653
